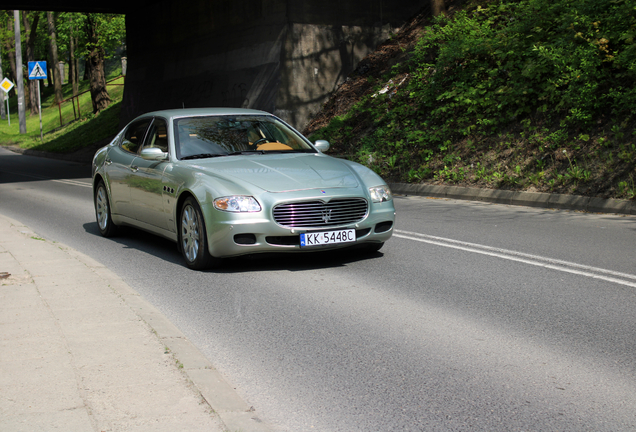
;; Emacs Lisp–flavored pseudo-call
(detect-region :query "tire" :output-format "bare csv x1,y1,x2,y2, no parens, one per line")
179,197,219,270
94,181,118,237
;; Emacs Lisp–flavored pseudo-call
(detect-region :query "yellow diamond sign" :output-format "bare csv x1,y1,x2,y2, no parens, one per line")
1,78,14,93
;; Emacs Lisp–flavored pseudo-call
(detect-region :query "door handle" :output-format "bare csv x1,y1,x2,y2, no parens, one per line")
131,165,139,172
105,158,112,165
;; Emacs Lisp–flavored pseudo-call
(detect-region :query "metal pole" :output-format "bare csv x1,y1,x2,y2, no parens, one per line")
38,80,43,141
0,45,6,121
14,11,26,134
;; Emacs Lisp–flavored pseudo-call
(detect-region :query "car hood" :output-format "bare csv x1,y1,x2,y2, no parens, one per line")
191,153,360,192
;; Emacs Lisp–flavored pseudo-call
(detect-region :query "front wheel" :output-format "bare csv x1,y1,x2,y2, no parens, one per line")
94,181,118,237
179,197,219,270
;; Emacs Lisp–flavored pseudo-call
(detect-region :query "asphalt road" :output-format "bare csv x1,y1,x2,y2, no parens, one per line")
1,147,635,431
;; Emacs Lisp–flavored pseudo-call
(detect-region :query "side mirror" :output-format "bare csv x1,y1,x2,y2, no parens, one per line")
314,140,330,153
140,147,168,161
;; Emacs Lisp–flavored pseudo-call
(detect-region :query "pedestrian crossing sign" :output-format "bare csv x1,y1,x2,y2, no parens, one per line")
28,61,47,80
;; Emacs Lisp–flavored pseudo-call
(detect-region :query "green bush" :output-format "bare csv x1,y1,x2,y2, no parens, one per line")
310,0,636,198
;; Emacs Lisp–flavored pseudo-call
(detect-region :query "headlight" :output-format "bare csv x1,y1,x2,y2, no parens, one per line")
369,185,392,203
214,196,262,212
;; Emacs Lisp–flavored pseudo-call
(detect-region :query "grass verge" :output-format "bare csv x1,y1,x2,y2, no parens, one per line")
305,0,636,200
0,74,124,154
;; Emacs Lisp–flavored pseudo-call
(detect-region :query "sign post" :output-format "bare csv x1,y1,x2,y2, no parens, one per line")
14,11,26,134
28,61,47,141
0,78,14,126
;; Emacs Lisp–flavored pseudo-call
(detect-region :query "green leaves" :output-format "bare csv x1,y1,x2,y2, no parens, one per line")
308,0,636,193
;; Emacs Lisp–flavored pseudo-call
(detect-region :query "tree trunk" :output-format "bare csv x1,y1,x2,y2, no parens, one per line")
83,58,90,81
85,14,111,114
68,48,76,96
46,12,63,104
14,10,26,133
0,44,6,120
432,0,447,17
23,11,40,115
46,52,52,87
4,15,17,97
69,17,78,97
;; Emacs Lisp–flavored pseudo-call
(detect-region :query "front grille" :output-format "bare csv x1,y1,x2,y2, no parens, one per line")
273,198,368,228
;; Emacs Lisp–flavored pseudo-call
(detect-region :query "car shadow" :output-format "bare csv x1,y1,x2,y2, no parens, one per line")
83,222,386,272
215,247,385,273
83,222,184,266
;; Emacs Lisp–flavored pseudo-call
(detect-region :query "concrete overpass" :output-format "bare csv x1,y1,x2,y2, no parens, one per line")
3,0,425,129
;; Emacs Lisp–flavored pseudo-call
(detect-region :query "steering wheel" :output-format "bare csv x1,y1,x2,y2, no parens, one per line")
253,138,270,146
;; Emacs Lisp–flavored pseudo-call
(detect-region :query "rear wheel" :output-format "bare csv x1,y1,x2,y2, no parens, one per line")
94,181,118,237
179,197,219,270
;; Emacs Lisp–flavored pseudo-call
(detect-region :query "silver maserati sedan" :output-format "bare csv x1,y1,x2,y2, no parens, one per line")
92,108,395,269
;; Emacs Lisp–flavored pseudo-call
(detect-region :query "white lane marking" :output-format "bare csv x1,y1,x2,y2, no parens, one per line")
3,171,92,188
395,229,636,289
52,179,92,188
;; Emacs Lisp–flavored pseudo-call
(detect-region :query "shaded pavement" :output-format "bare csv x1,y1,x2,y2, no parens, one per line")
0,213,276,432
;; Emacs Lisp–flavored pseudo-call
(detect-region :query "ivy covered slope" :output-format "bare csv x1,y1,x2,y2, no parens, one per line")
305,0,636,200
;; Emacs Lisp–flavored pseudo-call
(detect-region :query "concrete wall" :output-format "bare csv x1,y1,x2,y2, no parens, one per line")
122,0,422,129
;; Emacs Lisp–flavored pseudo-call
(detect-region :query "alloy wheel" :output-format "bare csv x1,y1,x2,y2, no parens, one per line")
96,186,109,231
181,204,201,262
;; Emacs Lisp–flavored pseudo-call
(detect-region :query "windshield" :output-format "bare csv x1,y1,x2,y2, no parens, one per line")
174,115,315,160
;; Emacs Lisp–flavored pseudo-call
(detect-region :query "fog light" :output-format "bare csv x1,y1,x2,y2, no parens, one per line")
375,221,393,233
234,234,257,245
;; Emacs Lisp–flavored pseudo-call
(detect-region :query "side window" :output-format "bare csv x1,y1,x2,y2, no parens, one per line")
121,119,152,154
141,119,169,153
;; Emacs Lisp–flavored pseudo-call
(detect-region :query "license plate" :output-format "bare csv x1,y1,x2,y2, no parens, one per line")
300,229,356,247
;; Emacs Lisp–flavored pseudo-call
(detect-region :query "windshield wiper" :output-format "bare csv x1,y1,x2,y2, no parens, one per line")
181,153,227,160
226,149,315,155
226,150,266,156
265,149,315,154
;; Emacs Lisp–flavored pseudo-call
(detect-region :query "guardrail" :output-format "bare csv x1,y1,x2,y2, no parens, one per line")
55,75,125,128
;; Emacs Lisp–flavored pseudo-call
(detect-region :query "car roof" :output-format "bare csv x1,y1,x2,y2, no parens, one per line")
140,107,272,121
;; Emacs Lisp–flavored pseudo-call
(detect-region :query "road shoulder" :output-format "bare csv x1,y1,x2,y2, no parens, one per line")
0,213,276,432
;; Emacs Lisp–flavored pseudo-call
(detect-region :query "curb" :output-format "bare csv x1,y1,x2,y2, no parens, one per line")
67,253,278,432
5,144,634,216
388,183,636,216
1,214,277,432
3,139,110,165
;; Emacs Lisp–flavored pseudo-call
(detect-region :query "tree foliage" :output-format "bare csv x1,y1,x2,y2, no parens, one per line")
0,10,125,113
310,0,636,198
406,0,636,135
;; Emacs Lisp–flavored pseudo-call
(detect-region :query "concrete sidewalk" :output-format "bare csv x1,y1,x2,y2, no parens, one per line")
0,214,275,432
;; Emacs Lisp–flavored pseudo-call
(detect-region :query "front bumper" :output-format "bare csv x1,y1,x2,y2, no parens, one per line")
202,190,396,258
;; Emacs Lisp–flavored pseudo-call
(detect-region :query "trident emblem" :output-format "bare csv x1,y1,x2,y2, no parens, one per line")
321,209,333,223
